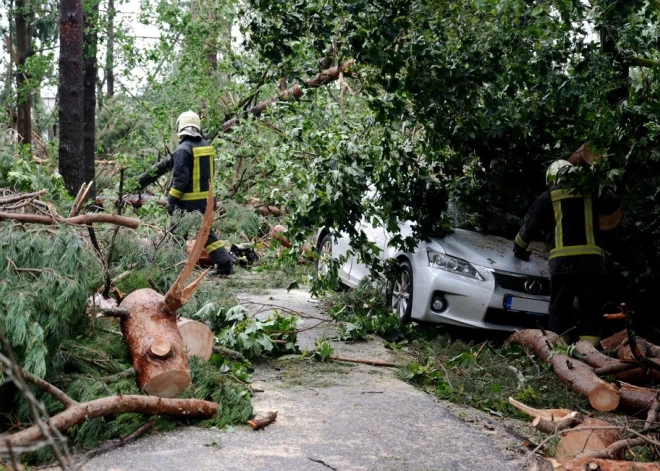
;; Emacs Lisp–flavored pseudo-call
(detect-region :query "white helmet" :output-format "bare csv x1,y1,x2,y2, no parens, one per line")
176,111,202,138
546,159,573,186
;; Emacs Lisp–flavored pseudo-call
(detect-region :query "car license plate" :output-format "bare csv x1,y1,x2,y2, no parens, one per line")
504,296,549,315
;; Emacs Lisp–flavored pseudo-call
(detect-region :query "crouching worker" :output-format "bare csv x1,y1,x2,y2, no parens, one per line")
166,110,233,276
513,160,607,347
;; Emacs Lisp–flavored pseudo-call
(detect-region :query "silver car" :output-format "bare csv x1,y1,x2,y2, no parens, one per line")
316,221,551,331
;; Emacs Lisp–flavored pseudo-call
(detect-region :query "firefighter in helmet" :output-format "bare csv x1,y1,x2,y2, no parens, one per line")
513,160,608,346
167,110,233,275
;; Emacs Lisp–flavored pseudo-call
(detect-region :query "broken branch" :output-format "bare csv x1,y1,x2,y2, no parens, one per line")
0,212,140,229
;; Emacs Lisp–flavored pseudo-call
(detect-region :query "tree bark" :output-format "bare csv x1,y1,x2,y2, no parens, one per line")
503,329,563,363
14,0,33,147
119,289,191,397
59,0,85,196
105,0,114,98
601,329,628,352
619,382,659,412
4,395,217,446
83,0,100,199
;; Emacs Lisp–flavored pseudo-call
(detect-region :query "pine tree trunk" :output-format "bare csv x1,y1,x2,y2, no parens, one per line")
105,0,115,98
58,0,85,195
14,0,32,147
83,0,99,198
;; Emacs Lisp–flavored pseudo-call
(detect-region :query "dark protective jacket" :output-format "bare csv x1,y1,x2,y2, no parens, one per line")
514,185,615,275
167,136,216,212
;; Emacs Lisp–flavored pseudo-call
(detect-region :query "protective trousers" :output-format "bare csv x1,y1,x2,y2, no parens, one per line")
168,211,233,275
548,273,602,339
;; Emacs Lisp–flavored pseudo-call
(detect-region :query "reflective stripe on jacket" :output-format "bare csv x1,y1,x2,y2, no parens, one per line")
168,137,215,202
515,186,605,275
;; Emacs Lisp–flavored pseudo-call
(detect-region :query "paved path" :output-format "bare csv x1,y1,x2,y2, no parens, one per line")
83,290,524,471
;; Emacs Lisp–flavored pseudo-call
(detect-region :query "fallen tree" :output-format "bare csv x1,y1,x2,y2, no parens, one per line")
118,189,215,397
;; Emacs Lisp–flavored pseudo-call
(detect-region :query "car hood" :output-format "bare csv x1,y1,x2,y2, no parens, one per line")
432,229,550,278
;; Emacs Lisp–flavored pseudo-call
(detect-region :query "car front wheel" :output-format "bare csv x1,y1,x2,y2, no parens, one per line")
388,260,413,323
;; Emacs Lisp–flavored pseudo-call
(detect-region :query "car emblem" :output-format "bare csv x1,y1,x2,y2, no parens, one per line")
524,280,543,294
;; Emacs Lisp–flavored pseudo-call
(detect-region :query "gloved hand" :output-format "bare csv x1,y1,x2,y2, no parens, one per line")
513,242,531,261
166,196,177,214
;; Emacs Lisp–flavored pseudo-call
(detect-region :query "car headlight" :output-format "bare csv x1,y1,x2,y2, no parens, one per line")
427,249,484,281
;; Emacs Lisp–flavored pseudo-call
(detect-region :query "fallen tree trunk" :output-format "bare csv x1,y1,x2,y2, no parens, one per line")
177,318,214,361
539,457,660,470
552,354,620,412
136,60,355,190
555,417,622,459
575,340,660,384
4,395,217,446
506,330,620,412
503,329,563,363
619,382,659,412
0,212,140,229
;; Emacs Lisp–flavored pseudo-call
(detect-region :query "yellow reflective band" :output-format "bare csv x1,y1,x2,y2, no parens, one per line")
553,199,563,249
169,188,183,199
584,196,595,246
192,146,215,158
205,240,225,253
179,191,209,201
191,146,215,195
515,233,529,249
550,245,604,259
550,189,585,202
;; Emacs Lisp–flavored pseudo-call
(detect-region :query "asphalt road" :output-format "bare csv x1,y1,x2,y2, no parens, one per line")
82,289,525,471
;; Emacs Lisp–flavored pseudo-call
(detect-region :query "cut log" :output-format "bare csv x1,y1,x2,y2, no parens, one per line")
539,457,660,471
619,382,659,412
4,395,217,446
552,354,620,412
575,340,660,384
177,318,214,361
120,289,191,397
600,330,628,352
504,329,563,363
555,417,622,459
